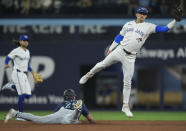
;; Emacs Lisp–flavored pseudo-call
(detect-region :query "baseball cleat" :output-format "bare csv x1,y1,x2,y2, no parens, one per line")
122,104,133,118
4,108,18,123
1,81,15,92
16,118,25,121
74,100,83,111
79,72,93,84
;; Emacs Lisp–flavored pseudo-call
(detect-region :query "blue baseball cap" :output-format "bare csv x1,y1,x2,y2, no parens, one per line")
19,35,29,41
136,7,148,15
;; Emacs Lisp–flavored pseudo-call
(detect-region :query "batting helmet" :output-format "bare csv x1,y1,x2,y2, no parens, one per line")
63,89,76,100
136,7,148,15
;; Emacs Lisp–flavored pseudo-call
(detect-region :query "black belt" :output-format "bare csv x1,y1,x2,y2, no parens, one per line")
16,69,27,74
123,49,132,55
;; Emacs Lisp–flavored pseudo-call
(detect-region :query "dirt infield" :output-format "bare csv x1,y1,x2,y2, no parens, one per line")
1,120,186,131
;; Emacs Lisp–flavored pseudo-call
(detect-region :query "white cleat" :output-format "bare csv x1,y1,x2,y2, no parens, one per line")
16,118,25,121
122,104,133,118
79,72,93,84
1,81,15,92
74,100,83,111
4,109,18,123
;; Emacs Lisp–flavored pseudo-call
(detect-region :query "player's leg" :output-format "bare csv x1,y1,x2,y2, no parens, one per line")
19,109,79,124
17,112,53,123
121,56,135,117
5,110,58,124
4,108,18,123
18,73,31,111
0,81,16,92
17,94,31,121
79,49,119,84
12,71,31,113
5,103,80,124
4,110,49,124
12,70,24,112
57,108,81,124
24,75,32,100
0,70,17,92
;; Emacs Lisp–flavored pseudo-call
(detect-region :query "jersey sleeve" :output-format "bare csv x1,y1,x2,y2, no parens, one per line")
114,34,124,44
155,25,169,33
4,56,11,65
8,49,18,59
148,23,157,34
28,64,32,72
81,104,89,117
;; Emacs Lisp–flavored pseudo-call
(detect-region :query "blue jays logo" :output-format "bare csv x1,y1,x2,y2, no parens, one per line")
136,38,143,43
24,35,28,39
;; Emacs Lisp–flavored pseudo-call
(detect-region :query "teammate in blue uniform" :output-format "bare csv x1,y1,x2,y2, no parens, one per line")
4,89,95,124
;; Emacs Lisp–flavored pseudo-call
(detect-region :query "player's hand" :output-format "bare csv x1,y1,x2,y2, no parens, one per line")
4,65,10,68
89,119,96,124
172,6,183,22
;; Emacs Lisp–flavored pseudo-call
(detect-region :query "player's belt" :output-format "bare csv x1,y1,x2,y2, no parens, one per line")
123,48,132,55
16,69,27,74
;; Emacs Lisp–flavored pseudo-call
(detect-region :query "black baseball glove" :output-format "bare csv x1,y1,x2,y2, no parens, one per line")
172,6,183,22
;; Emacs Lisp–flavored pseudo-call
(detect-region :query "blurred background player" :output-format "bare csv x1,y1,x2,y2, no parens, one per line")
4,89,95,124
79,7,182,117
0,34,43,120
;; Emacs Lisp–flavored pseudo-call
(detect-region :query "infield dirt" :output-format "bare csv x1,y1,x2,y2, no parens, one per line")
0,120,186,131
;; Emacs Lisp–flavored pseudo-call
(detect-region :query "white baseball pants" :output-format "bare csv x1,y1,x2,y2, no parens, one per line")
89,45,136,104
11,69,31,95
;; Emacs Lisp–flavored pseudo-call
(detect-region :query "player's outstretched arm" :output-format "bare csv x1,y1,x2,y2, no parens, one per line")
155,6,183,33
81,104,96,124
85,114,96,124
155,19,176,33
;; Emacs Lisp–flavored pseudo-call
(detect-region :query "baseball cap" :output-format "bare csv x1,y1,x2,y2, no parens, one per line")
19,35,29,41
136,7,148,15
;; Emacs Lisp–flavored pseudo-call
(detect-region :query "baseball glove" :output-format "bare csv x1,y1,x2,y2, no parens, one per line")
172,6,183,22
33,72,43,83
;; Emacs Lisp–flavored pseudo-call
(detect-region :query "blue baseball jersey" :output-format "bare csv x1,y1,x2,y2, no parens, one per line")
54,100,89,117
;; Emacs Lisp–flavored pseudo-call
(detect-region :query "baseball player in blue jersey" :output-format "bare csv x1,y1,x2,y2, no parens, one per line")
79,7,183,117
4,89,96,124
1,35,43,120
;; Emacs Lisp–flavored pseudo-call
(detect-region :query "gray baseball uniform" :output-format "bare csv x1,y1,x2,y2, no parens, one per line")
17,107,80,124
15,100,89,124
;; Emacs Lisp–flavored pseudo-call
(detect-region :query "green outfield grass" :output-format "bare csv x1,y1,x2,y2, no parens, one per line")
0,111,186,121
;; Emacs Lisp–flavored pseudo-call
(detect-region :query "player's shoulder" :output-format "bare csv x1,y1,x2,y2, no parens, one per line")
144,22,156,26
125,21,135,26
11,47,20,52
16,47,30,53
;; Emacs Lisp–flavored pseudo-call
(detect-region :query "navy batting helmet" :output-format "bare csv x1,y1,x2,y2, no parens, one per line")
136,7,148,15
63,89,76,100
